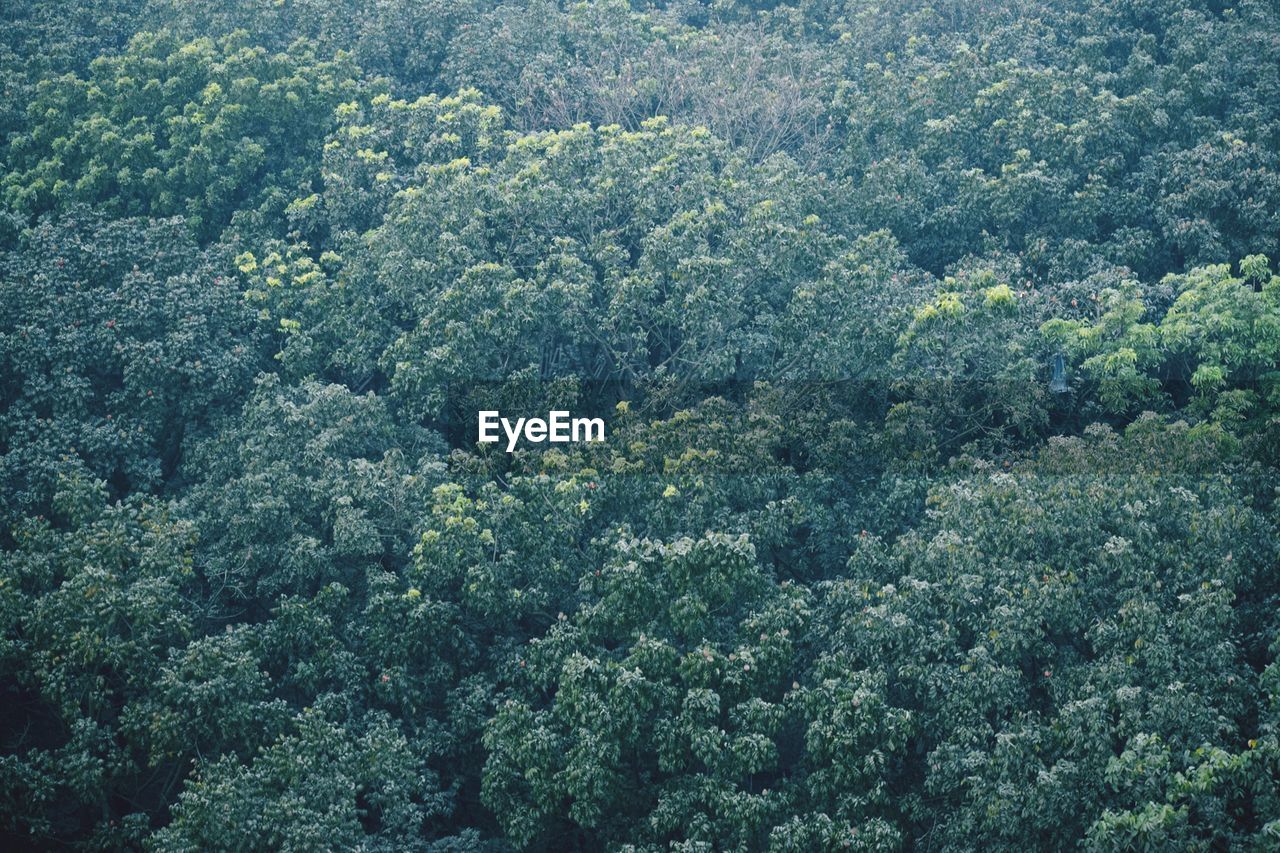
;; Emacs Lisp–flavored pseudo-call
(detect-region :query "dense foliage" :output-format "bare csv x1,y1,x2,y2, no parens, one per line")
2,0,1278,849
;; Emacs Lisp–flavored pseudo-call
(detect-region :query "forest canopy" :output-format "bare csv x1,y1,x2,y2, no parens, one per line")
2,0,1279,850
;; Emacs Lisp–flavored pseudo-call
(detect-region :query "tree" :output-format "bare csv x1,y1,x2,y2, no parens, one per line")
2,30,363,241
0,208,261,530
